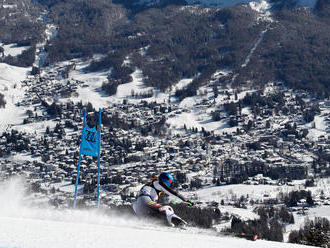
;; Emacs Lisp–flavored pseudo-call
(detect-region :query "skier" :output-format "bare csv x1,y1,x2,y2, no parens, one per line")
133,172,193,226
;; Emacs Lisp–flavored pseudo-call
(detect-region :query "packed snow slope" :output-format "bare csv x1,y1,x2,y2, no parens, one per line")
0,178,313,248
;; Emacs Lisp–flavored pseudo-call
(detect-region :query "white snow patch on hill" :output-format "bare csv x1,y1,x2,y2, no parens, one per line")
167,108,237,134
242,28,268,67
195,184,293,202
14,119,57,135
34,19,58,68
116,69,153,98
175,78,194,91
249,0,273,22
249,0,270,12
185,0,316,9
0,63,30,132
306,115,327,141
71,69,111,109
0,43,31,57
2,4,17,8
69,63,169,108
185,0,252,8
314,115,327,131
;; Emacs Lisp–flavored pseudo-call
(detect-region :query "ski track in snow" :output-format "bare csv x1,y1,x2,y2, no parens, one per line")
0,206,314,248
0,178,315,248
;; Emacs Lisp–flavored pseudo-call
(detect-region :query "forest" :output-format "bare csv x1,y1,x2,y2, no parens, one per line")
1,0,330,95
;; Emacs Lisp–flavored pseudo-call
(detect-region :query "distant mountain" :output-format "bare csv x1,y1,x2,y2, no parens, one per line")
113,0,251,8
186,0,253,8
112,0,186,12
113,0,318,9
1,0,330,97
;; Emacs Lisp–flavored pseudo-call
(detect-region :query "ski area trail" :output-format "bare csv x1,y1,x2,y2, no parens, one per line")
0,214,314,248
0,178,313,248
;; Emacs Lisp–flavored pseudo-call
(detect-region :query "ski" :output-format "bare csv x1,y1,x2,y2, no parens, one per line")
221,232,258,241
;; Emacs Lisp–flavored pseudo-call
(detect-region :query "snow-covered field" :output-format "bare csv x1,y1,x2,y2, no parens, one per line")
0,178,314,248
0,63,30,133
195,179,330,241
0,43,31,57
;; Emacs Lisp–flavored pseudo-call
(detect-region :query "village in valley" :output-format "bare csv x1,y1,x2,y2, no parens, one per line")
2,0,330,246
1,59,330,218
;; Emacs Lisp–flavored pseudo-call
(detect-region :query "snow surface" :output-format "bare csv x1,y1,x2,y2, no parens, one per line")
116,69,153,98
2,4,17,9
0,43,30,57
195,183,297,203
14,119,57,136
195,180,330,241
242,29,268,67
306,114,328,141
34,15,58,68
0,178,314,248
0,63,54,135
0,63,30,133
185,0,316,9
175,78,194,91
249,0,273,22
185,0,252,8
68,60,170,108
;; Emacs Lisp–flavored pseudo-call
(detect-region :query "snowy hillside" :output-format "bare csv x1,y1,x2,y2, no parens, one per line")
0,178,313,248
185,0,317,8
0,43,31,57
125,0,317,8
0,63,30,132
185,0,252,8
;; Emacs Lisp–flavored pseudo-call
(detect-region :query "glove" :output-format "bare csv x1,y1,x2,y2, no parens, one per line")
185,200,194,207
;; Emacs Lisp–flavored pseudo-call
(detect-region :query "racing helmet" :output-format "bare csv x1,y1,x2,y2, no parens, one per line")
159,172,174,188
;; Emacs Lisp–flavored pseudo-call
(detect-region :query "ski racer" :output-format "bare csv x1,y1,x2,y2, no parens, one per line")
133,172,194,226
